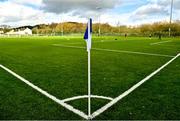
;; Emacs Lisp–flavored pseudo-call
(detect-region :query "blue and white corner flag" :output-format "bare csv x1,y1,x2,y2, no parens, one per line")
84,18,92,117
84,18,92,52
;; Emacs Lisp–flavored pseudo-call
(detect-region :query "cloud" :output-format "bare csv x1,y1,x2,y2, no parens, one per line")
148,0,180,9
131,3,168,21
11,0,43,7
0,1,38,19
0,0,46,26
130,0,180,23
42,0,121,17
0,0,88,27
135,4,166,15
0,0,179,27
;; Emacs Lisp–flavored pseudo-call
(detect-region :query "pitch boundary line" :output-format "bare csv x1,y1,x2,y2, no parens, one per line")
52,44,174,58
0,64,88,119
92,48,174,58
67,40,127,45
150,44,178,47
150,40,172,45
90,53,180,119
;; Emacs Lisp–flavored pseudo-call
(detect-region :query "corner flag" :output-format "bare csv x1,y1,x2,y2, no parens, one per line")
84,18,92,52
84,18,92,118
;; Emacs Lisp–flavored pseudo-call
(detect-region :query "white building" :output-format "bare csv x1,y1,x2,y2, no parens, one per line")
0,31,4,34
6,30,15,35
6,28,32,35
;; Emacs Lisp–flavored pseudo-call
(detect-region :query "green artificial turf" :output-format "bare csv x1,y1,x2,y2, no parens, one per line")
0,36,179,120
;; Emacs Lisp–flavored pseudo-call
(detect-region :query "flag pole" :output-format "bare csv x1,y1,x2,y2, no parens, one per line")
88,49,91,118
84,18,92,119
87,18,91,119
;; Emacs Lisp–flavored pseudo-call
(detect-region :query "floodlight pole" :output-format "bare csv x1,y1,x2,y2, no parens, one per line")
169,0,173,37
61,22,64,36
61,14,64,36
96,7,101,36
98,15,101,36
117,21,121,35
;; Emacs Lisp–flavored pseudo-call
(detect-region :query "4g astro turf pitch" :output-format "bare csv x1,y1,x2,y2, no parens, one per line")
0,36,180,120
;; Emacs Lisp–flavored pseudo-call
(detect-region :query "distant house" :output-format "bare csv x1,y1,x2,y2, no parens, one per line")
0,31,4,34
6,28,32,35
6,30,15,35
23,28,32,35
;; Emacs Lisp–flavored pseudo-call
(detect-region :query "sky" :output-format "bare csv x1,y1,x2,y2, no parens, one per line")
0,0,180,27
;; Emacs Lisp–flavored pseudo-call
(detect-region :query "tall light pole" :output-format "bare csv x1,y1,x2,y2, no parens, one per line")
117,21,121,35
61,21,64,36
96,7,101,36
61,14,64,36
169,0,174,37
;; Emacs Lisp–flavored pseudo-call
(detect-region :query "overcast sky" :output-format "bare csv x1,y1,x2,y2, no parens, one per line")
0,0,180,27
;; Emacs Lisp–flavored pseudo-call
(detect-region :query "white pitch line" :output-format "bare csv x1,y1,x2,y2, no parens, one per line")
53,44,85,49
150,40,172,45
0,64,88,119
62,95,113,102
67,42,83,45
151,44,178,47
94,40,127,43
52,44,174,58
92,48,174,58
56,40,124,45
91,53,180,119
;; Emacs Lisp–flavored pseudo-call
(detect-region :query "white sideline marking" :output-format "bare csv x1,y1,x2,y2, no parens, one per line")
67,40,126,45
150,40,172,45
94,40,127,43
92,48,174,58
52,44,174,58
53,44,85,49
68,42,83,45
91,53,180,119
62,95,113,102
0,64,88,119
151,44,178,47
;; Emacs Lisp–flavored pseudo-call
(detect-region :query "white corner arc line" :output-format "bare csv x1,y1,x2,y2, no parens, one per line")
150,40,172,45
90,53,180,119
0,64,88,119
52,44,174,58
62,95,113,102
